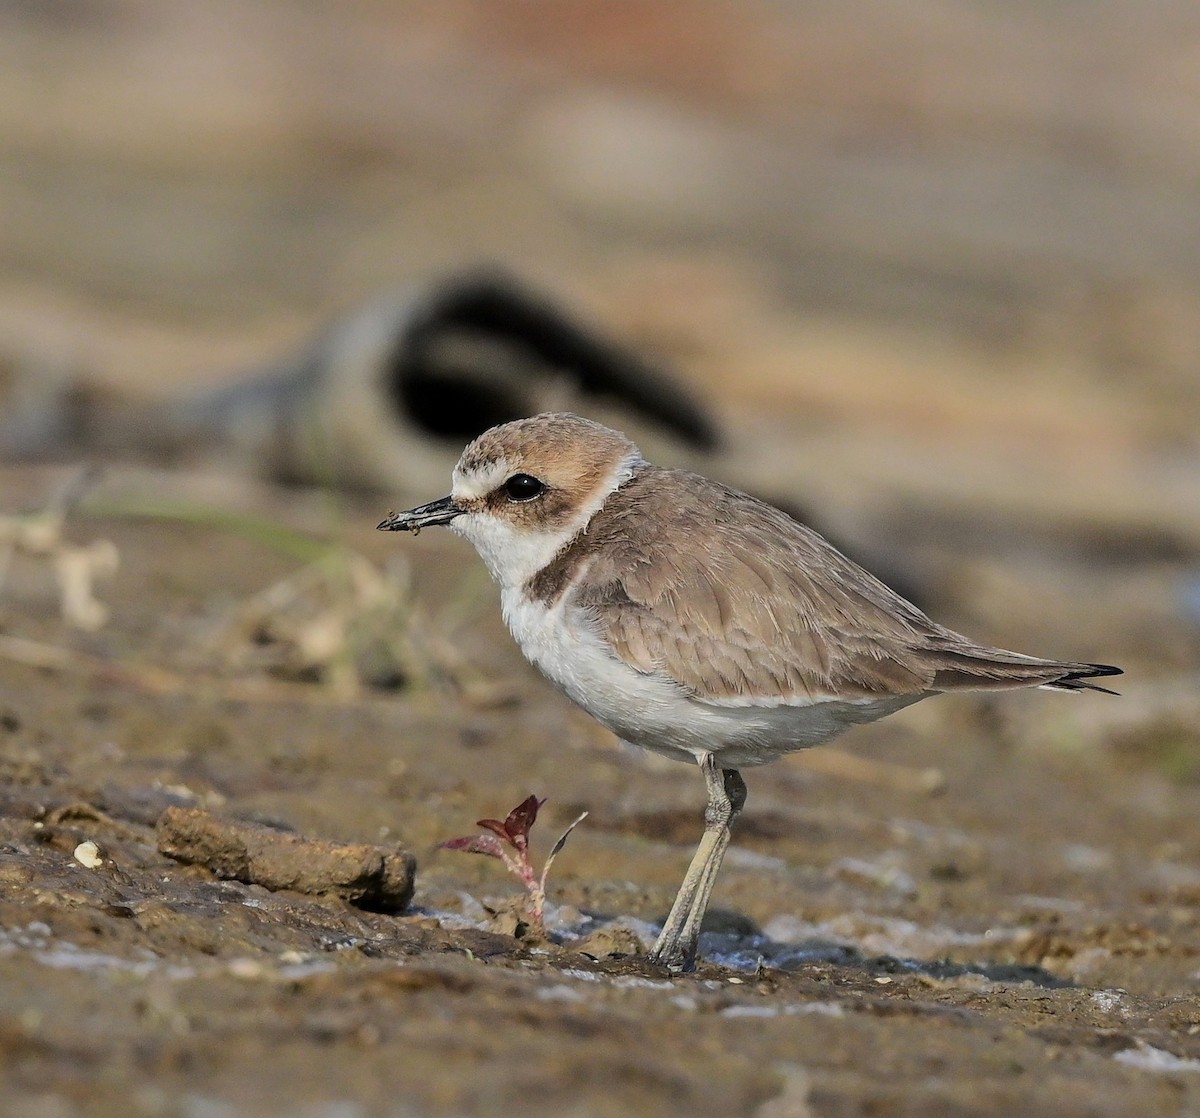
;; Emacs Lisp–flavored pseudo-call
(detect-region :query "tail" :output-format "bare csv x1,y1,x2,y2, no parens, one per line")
1039,662,1123,695
925,644,1123,696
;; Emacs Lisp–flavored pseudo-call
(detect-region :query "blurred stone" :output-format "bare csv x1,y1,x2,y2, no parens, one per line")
572,921,648,959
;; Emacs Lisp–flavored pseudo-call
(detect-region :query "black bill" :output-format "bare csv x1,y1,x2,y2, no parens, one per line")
377,496,461,532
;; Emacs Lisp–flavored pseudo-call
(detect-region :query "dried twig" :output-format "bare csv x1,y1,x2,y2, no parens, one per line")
0,467,117,630
217,549,419,698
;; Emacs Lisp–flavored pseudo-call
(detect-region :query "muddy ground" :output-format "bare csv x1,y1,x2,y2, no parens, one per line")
4,2,1200,1116
1,466,1198,1118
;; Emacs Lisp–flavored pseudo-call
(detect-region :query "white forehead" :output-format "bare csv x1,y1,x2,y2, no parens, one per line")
451,456,511,501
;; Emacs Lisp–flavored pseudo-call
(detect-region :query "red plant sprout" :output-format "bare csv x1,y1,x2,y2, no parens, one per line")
440,794,588,936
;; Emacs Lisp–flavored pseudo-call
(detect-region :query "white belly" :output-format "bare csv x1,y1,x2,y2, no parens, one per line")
500,589,924,768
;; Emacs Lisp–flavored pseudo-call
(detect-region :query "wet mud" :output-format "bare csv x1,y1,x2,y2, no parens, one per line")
1,484,1199,1118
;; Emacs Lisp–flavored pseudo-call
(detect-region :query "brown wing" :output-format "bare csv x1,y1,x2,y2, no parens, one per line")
542,468,1119,703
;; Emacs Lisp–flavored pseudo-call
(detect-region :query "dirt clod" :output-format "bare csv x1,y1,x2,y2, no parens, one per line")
155,806,416,912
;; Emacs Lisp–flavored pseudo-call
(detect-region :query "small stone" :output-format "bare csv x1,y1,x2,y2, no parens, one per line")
572,923,646,959
73,840,103,869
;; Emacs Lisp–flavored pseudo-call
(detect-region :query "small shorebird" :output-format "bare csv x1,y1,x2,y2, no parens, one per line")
379,413,1120,971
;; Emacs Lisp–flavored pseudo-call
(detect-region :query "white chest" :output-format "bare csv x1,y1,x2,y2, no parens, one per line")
500,588,652,718
497,588,917,767
500,588,695,753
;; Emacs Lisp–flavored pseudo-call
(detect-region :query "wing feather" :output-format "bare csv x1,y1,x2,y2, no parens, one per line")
565,469,938,703
554,468,1119,703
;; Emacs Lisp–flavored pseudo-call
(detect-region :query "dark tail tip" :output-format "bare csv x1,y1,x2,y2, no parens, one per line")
1057,662,1123,695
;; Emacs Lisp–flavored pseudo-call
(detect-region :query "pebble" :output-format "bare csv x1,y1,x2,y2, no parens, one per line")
73,841,103,870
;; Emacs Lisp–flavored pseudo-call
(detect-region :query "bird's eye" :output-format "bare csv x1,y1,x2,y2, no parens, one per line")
502,473,545,502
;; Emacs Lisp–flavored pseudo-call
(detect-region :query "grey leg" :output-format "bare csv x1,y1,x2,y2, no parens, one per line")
648,754,747,972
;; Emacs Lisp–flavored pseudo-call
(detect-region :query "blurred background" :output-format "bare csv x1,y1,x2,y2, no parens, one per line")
1,0,1198,629
0,0,1198,762
4,5,1200,1114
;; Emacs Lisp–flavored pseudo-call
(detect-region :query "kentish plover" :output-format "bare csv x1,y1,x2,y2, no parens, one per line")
379,413,1120,971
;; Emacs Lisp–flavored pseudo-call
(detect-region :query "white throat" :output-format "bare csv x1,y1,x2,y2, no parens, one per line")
450,449,643,590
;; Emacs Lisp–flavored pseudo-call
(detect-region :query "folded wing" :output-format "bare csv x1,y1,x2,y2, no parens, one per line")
566,470,1120,705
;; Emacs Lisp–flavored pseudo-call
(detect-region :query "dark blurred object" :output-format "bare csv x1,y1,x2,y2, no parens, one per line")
0,270,719,496
0,270,934,605
161,270,719,493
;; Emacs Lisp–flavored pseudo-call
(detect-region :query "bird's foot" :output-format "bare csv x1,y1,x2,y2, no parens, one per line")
647,933,697,973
